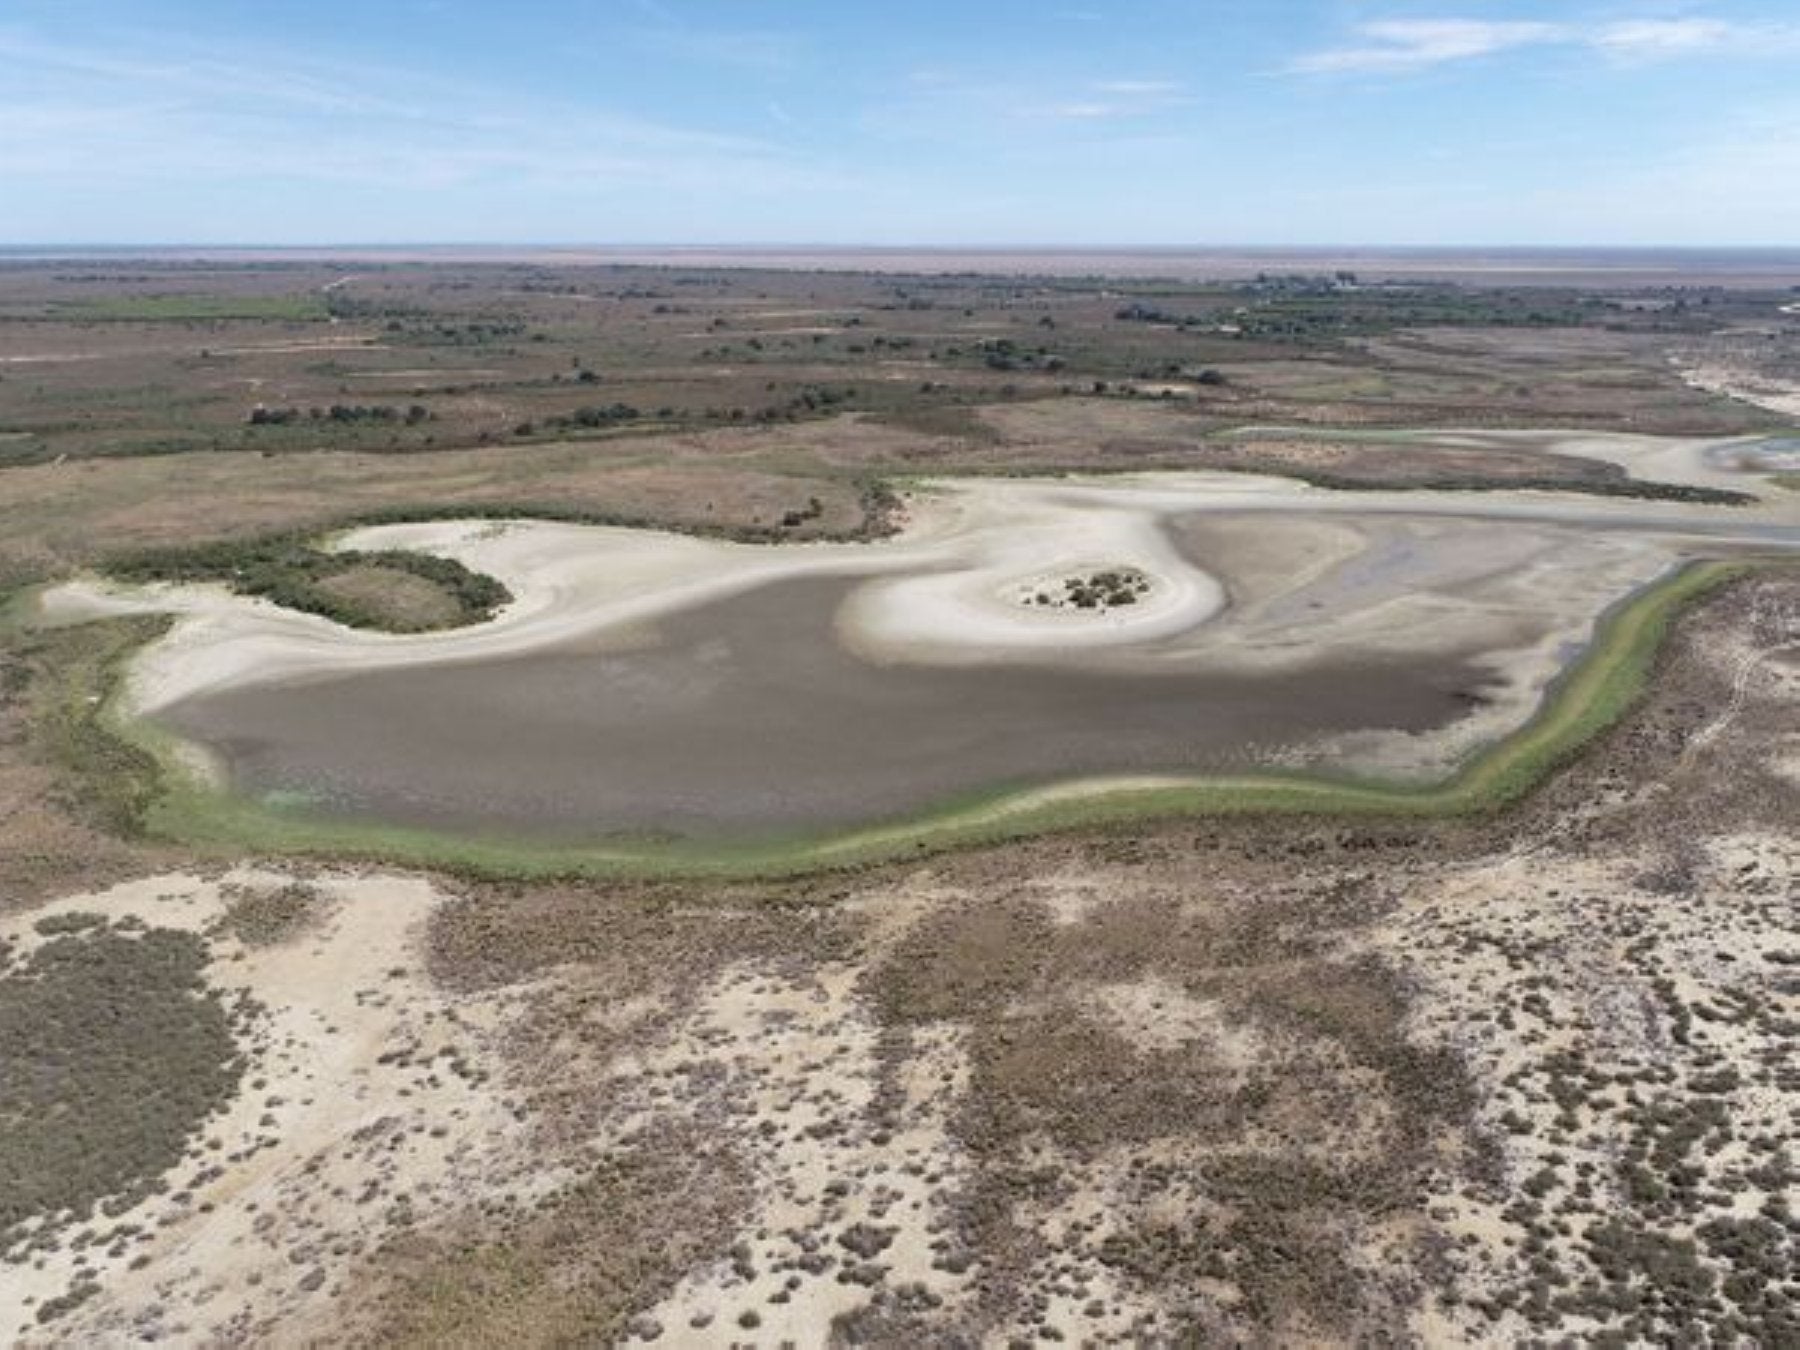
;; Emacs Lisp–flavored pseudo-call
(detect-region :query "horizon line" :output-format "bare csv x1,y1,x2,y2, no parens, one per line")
7,242,1800,255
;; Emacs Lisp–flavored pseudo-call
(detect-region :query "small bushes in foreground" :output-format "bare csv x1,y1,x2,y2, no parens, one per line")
0,921,246,1253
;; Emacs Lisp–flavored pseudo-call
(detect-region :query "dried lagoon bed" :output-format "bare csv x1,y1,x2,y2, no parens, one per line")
38,459,1800,873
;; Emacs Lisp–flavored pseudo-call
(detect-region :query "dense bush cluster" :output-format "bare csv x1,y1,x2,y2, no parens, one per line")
780,496,824,529
1027,568,1152,611
20,616,171,836
210,882,328,947
247,403,430,426
973,338,1064,374
542,402,642,430
0,922,245,1254
107,535,512,633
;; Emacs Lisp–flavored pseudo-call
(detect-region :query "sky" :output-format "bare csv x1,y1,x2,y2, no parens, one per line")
4,0,1800,246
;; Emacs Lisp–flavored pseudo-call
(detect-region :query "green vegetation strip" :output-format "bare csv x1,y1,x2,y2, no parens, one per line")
18,615,171,836
108,535,511,634
74,557,1755,879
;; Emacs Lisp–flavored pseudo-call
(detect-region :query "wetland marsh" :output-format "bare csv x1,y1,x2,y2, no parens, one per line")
59,463,1797,853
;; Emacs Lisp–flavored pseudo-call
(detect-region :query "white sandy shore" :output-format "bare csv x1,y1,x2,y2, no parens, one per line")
1677,362,1800,421
36,435,1800,785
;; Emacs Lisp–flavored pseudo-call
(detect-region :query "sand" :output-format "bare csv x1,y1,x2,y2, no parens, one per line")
1678,361,1800,420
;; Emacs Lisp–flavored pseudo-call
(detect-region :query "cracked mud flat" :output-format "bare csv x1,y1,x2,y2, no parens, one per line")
48,454,1800,842
8,570,1794,1345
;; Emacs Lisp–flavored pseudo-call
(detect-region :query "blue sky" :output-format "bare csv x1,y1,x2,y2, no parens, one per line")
4,0,1799,245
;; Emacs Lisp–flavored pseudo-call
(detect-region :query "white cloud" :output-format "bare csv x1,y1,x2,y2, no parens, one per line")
882,70,1187,128
1091,79,1182,96
1030,78,1187,120
1594,17,1800,61
1293,14,1800,76
1593,19,1735,59
1291,20,1563,74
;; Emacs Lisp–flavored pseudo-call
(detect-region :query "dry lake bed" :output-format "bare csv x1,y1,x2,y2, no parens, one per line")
50,450,1800,845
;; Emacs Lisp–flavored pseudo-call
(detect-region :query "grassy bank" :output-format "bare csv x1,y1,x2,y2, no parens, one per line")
19,615,172,837
77,557,1756,880
106,535,512,634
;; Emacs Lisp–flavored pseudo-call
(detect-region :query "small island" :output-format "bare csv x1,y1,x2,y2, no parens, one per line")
1021,566,1154,613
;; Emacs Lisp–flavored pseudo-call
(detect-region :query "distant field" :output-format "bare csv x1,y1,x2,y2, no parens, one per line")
41,293,332,322
0,258,1788,468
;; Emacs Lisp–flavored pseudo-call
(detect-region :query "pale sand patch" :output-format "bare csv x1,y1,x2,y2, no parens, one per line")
1768,733,1800,788
1023,868,1117,927
1678,361,1800,421
1,869,544,1346
1088,975,1269,1063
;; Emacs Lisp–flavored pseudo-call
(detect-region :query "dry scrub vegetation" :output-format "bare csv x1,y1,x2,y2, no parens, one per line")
0,918,246,1266
312,577,1791,1345
0,580,1793,1345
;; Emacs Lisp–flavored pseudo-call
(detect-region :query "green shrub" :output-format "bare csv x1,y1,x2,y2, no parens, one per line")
106,535,511,633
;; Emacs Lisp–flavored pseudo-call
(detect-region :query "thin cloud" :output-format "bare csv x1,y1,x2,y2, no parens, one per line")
1594,19,1735,59
0,26,822,197
1030,78,1188,120
1592,18,1800,61
1292,20,1563,74
878,68,1188,129
1091,79,1182,96
1292,15,1800,75
635,26,805,72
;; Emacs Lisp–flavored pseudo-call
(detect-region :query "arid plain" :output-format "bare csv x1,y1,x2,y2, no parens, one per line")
1,254,1796,1345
